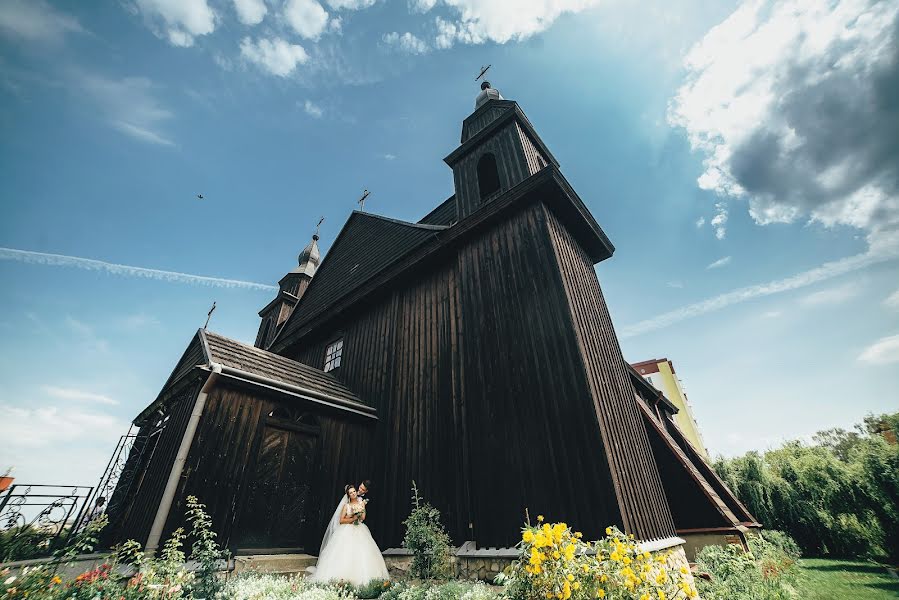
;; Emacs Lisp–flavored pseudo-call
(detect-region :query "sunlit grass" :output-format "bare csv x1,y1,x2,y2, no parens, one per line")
797,558,899,600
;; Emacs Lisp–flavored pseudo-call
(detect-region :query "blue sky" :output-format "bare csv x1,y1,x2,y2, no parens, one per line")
1,0,898,487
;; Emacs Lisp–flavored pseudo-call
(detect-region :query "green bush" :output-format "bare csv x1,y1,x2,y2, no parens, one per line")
714,411,899,559
401,482,453,581
695,533,800,600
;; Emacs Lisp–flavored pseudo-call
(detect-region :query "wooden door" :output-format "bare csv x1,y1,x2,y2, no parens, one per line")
238,411,321,550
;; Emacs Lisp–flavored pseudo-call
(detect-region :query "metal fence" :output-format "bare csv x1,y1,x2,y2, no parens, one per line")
0,484,94,562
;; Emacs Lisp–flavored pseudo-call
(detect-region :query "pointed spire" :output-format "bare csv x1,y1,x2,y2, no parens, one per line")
295,232,321,278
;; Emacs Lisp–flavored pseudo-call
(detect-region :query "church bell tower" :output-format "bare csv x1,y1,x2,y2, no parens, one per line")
444,81,560,220
255,233,320,348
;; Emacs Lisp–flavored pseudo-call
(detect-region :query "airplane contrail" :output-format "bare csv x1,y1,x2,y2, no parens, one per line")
0,247,276,292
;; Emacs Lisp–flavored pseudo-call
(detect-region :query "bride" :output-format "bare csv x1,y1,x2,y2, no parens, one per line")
309,484,390,585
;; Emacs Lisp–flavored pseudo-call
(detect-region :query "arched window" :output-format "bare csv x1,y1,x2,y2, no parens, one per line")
477,153,501,199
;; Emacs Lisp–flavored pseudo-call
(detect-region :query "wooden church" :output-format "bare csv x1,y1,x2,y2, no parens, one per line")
104,82,759,560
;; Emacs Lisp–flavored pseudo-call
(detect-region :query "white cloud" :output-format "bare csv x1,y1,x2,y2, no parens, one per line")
858,333,899,365
666,281,684,289
0,403,128,485
706,256,732,269
119,312,161,330
65,315,94,337
240,36,309,77
410,0,437,12
0,404,126,449
695,217,706,228
885,288,899,310
80,75,175,146
41,386,119,406
761,310,781,318
668,0,899,251
233,0,267,25
383,31,429,54
621,245,899,339
134,0,216,47
0,0,84,42
303,99,323,118
799,283,859,306
429,0,599,48
283,0,330,40
710,202,728,240
383,153,397,160
0,247,276,291
326,0,377,9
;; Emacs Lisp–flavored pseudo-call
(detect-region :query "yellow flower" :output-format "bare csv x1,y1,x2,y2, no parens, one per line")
658,591,667,600
552,551,561,560
567,574,574,581
680,566,689,575
523,530,535,543
640,594,650,600
573,582,581,591
605,527,613,536
538,515,545,522
597,589,606,598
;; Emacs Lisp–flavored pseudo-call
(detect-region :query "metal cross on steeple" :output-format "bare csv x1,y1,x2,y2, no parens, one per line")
315,216,325,237
204,301,216,329
476,64,491,81
358,189,370,211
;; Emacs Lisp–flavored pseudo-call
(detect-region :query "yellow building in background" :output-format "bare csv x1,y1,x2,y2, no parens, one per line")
631,358,710,460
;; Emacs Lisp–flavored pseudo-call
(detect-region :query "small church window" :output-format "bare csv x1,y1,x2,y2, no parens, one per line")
477,153,501,199
324,338,343,372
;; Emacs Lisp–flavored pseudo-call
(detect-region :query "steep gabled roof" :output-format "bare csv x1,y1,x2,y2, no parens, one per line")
271,211,447,348
203,330,360,404
135,328,364,424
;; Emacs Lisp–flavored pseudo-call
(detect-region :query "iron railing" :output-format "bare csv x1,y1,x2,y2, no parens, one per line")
0,484,93,562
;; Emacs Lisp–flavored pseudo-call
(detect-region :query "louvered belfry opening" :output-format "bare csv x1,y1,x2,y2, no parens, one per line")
477,152,501,199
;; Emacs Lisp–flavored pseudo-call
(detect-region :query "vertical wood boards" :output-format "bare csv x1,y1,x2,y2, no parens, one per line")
543,205,676,542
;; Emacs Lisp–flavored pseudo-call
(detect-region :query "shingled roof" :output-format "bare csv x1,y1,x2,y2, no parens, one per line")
203,330,361,404
135,329,365,424
271,211,447,347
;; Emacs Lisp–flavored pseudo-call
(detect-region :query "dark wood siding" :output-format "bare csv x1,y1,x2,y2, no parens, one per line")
157,384,373,551
544,205,677,542
461,105,511,142
289,260,472,548
103,377,204,546
455,202,621,546
452,125,533,220
285,202,629,548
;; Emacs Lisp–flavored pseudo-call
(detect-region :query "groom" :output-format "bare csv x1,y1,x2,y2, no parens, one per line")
358,479,371,504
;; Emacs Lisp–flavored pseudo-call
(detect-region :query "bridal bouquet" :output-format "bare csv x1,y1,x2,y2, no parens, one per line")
350,502,366,526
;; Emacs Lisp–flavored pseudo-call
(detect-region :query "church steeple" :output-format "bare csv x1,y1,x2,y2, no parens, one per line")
444,82,559,220
255,232,320,348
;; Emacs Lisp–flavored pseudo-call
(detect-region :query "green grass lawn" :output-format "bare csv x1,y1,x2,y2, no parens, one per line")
798,558,899,599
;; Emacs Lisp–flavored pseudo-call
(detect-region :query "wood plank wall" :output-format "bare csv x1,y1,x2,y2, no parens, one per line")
286,202,630,549
290,260,471,548
453,125,541,220
543,205,677,542
455,202,621,546
102,379,203,546
143,384,375,551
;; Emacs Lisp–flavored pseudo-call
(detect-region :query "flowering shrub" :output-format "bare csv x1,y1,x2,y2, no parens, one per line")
501,519,698,600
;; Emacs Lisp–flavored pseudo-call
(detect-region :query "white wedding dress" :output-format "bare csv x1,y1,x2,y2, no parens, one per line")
309,497,390,585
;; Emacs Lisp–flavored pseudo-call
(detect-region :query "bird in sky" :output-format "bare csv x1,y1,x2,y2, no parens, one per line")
196,194,204,199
